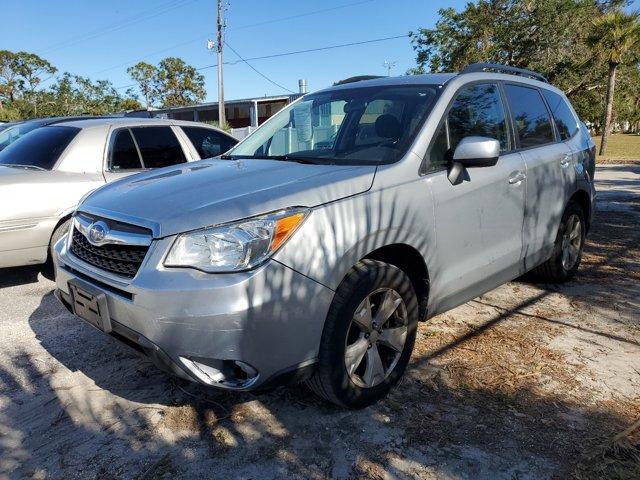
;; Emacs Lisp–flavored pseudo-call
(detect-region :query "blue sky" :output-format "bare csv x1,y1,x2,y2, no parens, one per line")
1,0,471,102
2,0,637,103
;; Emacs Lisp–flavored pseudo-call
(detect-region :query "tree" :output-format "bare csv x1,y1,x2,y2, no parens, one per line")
587,10,640,154
407,0,628,126
0,50,20,107
15,52,57,115
154,57,205,107
127,61,157,110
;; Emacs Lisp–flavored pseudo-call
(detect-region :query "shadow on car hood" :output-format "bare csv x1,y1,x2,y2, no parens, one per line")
80,158,376,237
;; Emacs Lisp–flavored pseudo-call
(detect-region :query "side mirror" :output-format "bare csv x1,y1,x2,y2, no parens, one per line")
452,136,500,168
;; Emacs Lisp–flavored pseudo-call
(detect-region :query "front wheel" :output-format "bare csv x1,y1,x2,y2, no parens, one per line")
306,260,419,408
531,202,585,283
43,219,71,280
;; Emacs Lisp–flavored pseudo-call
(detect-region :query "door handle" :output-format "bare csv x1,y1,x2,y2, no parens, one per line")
560,154,571,168
508,171,526,184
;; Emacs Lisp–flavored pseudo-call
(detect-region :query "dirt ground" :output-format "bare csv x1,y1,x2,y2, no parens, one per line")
0,165,638,480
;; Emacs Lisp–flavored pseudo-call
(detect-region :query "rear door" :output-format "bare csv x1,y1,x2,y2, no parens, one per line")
425,82,527,313
103,126,188,182
504,84,573,268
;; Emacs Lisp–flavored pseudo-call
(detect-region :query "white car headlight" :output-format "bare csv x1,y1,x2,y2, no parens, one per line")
164,208,309,272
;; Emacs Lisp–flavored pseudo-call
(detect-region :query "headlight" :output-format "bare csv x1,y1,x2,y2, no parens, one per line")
164,208,309,272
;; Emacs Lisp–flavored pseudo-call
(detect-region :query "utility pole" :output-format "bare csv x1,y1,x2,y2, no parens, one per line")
217,0,225,126
383,60,397,77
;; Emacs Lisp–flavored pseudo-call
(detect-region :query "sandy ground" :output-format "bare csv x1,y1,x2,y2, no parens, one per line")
0,165,638,480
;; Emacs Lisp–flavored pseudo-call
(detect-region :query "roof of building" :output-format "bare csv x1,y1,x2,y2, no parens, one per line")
154,93,302,113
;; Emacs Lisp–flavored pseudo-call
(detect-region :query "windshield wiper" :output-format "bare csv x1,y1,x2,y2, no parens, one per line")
262,155,324,165
1,164,46,171
219,154,324,164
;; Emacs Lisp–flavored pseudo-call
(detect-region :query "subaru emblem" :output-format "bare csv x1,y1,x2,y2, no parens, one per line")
88,221,109,245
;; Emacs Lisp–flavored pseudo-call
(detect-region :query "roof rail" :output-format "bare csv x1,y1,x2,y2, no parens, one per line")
461,63,548,83
334,75,385,86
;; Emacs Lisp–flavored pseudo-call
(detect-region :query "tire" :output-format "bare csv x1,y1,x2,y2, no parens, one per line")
531,202,585,283
43,219,71,280
306,259,419,408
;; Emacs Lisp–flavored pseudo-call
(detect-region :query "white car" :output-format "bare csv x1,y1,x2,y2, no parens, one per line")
0,117,237,269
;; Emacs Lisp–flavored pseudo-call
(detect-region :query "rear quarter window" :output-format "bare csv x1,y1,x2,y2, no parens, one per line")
181,126,238,158
0,126,80,170
542,89,579,141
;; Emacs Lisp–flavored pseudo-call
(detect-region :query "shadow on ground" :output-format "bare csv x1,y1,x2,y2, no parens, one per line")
1,172,638,479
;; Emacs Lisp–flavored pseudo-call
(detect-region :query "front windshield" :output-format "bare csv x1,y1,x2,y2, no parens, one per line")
0,126,80,170
227,84,439,165
0,122,40,151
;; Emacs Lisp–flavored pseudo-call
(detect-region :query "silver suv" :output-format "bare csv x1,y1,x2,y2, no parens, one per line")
53,64,595,408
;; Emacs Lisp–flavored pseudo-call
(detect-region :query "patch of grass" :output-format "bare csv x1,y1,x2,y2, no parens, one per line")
593,134,640,164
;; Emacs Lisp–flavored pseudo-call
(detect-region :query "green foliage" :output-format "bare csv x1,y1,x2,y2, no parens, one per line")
126,57,206,109
127,61,157,109
154,57,206,107
0,50,204,120
201,119,232,132
587,9,640,66
408,0,639,128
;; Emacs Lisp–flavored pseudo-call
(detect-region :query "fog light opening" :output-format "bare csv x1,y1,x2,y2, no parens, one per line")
179,357,259,389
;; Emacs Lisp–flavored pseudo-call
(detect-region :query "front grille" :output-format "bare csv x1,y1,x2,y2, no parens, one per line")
70,228,149,278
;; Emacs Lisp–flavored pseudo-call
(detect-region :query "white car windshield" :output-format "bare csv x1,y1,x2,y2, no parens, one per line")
225,84,439,165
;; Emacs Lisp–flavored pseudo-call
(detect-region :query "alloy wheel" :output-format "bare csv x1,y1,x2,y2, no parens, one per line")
561,213,582,271
344,288,408,388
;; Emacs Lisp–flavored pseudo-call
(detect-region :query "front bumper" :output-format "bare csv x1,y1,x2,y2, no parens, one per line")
53,235,334,390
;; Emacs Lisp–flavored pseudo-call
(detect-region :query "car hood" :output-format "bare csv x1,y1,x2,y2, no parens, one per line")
80,159,376,237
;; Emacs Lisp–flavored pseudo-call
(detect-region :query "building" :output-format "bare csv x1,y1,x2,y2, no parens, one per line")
152,93,301,129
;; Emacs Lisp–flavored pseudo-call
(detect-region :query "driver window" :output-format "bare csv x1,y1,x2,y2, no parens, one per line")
428,83,508,171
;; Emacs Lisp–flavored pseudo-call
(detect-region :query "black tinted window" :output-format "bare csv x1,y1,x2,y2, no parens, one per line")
542,90,578,141
110,129,142,170
0,126,79,170
429,83,507,169
505,85,554,148
182,127,237,158
131,126,186,168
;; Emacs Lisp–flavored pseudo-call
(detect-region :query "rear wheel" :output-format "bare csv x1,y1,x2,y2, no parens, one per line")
306,259,418,408
532,202,585,283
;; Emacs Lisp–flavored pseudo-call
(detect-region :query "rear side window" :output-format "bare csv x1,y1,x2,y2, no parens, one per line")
131,126,186,168
0,126,80,170
182,126,237,158
110,129,142,170
542,90,579,140
504,84,555,148
429,83,508,170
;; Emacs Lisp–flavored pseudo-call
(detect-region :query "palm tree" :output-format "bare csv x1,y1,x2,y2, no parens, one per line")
587,10,640,155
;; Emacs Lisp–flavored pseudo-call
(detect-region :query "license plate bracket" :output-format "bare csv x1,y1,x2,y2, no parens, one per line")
69,279,112,333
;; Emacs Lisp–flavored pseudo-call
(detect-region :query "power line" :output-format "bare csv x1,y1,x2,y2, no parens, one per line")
199,34,410,69
231,0,374,30
40,0,200,54
115,33,409,91
87,0,377,77
92,35,211,76
224,42,295,94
